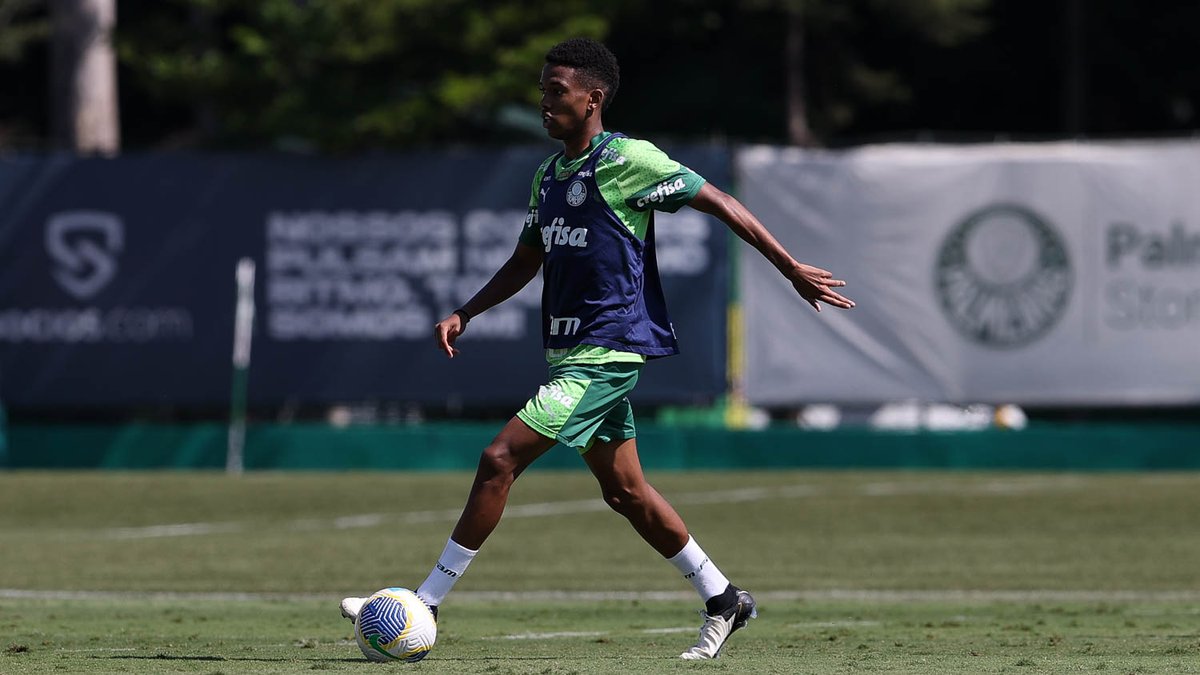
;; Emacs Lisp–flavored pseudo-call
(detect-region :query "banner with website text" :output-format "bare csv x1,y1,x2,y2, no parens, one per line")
736,140,1200,406
0,147,729,409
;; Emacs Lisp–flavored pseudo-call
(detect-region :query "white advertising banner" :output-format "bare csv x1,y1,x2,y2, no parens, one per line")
737,140,1200,405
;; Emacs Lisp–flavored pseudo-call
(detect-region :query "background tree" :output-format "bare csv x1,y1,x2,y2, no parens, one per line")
50,0,119,153
0,0,46,62
0,0,50,147
115,0,618,152
1,0,1197,152
604,0,988,146
768,0,990,146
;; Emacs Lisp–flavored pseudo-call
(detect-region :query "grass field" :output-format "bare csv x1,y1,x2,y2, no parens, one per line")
2,470,1199,673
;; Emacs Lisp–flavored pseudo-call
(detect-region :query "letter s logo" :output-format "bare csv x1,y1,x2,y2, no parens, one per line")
45,211,124,300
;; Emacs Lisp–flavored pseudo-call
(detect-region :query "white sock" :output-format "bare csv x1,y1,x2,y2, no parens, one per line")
415,538,477,607
666,535,731,602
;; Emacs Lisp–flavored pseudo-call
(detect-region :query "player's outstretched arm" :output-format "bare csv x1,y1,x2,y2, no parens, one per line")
434,242,543,358
689,183,854,312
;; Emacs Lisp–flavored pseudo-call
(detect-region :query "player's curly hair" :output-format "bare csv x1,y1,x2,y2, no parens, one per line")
545,38,620,112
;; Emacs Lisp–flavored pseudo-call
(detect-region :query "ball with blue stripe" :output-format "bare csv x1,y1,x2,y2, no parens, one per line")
354,587,437,662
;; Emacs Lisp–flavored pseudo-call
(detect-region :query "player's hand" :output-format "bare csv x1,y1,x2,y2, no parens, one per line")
434,313,465,358
789,263,855,312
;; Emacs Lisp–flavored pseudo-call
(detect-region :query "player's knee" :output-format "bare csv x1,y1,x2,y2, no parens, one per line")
477,442,520,484
601,484,645,516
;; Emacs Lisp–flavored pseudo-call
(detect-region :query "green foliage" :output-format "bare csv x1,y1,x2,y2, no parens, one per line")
745,0,988,45
112,0,990,150
0,0,48,62
774,0,991,134
6,0,1193,150
117,0,614,151
867,0,989,46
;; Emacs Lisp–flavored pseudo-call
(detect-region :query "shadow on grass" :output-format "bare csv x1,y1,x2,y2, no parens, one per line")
97,654,363,664
98,653,664,663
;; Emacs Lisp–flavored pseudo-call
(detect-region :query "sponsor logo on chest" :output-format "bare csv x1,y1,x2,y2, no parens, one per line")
541,216,589,253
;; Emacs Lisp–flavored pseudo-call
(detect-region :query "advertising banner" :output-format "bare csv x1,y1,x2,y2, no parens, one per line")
737,141,1200,405
0,146,729,408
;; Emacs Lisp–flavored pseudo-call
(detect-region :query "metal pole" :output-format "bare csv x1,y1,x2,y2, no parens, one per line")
227,258,256,475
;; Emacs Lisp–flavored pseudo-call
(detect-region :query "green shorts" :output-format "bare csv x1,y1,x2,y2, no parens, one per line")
516,360,641,453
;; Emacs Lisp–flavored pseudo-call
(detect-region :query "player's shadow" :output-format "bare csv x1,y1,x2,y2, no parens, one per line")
97,654,364,664
100,654,639,664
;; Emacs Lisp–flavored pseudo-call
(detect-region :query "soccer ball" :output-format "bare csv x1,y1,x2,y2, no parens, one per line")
354,587,437,662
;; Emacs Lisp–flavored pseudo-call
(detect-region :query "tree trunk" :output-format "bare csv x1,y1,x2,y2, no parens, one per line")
784,8,817,147
51,0,119,154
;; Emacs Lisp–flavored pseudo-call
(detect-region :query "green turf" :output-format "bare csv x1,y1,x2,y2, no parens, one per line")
2,470,1199,673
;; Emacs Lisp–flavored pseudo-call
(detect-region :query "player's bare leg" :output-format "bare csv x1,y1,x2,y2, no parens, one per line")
342,417,555,622
582,437,688,556
583,436,757,658
450,416,557,549
412,416,556,606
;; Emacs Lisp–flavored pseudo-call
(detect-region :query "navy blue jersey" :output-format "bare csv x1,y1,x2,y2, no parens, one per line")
533,133,682,357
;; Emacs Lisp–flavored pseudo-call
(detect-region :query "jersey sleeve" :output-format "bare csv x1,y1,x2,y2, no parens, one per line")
518,156,556,248
612,138,706,214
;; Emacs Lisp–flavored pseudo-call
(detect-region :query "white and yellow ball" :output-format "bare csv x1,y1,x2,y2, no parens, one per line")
354,587,437,662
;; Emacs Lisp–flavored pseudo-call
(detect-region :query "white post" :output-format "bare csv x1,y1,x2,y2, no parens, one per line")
227,258,256,475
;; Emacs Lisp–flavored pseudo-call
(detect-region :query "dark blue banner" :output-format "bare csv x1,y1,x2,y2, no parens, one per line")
0,145,729,409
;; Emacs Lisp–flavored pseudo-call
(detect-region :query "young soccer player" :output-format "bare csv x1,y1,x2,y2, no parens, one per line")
343,37,854,659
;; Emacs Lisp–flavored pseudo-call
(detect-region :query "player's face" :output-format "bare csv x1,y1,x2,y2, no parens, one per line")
539,64,600,141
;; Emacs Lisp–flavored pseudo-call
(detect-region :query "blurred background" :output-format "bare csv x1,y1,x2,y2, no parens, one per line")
1,0,1197,470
